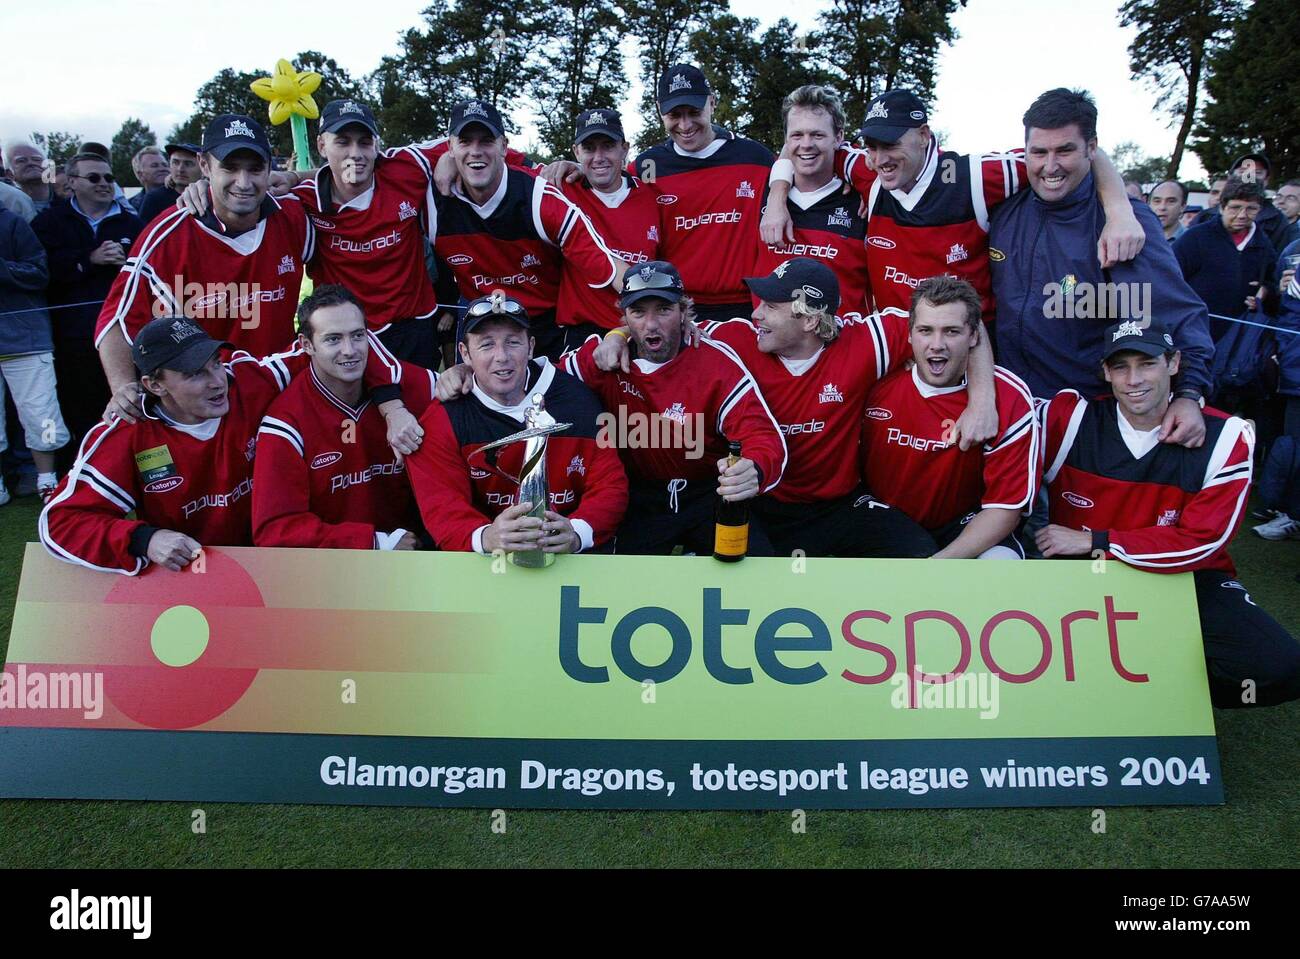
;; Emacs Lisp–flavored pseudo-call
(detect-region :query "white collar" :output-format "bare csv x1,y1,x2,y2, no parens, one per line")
889,136,940,212
193,216,267,255
911,363,967,397
591,178,631,208
336,180,376,212
453,168,509,219
789,178,843,211
1116,405,1164,459
156,406,221,440
673,136,726,160
471,359,555,421
777,346,825,376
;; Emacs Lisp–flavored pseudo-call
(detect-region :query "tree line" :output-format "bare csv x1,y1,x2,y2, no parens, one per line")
28,0,1298,186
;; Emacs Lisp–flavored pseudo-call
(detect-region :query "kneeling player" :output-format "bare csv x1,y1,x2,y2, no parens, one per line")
407,293,627,554
562,261,787,555
1037,320,1300,707
861,276,1039,557
40,315,416,574
253,286,437,549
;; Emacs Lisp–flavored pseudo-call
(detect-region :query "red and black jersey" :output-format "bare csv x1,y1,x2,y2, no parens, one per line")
752,179,872,322
560,174,663,329
1042,391,1252,575
406,360,628,552
838,138,1025,322
292,147,439,331
562,335,787,492
702,310,910,502
861,365,1038,530
39,336,403,574
431,166,619,322
632,129,773,305
252,361,436,549
95,193,313,356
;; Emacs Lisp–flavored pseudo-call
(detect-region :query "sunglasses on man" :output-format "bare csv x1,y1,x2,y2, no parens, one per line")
71,172,116,184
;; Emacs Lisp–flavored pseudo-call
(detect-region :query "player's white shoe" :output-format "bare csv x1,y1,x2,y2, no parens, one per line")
1253,513,1300,540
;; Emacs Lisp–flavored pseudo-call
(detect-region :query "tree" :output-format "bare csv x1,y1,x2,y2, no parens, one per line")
368,0,541,147
529,0,626,160
747,21,836,149
620,0,727,148
110,118,157,187
687,13,762,136
30,131,83,166
1109,140,1168,186
1118,0,1242,180
817,0,960,133
1192,0,1300,181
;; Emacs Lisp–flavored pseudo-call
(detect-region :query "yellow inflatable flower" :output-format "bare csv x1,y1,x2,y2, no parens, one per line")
250,59,321,125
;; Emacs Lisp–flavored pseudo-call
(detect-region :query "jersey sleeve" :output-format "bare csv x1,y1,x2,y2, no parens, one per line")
397,360,438,419
405,402,494,552
846,308,912,378
1041,390,1088,482
837,146,879,203
94,210,188,347
980,371,1040,512
535,178,618,290
252,414,377,549
978,149,1028,212
1105,419,1253,572
569,438,628,550
38,421,148,575
707,342,788,492
559,334,606,386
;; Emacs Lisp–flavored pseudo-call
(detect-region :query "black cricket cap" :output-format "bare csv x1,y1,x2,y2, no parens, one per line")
201,114,272,163
744,258,840,316
132,316,230,375
657,64,710,113
449,100,506,139
860,89,929,144
574,108,624,145
462,292,530,338
163,142,201,158
1101,320,1176,363
619,260,685,308
320,99,380,137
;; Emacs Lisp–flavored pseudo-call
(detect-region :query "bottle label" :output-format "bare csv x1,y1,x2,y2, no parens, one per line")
714,523,749,556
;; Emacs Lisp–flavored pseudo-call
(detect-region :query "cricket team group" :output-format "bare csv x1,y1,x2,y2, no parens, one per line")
35,64,1300,708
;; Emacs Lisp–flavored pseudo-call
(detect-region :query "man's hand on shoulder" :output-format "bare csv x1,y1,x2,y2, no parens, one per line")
1159,396,1206,448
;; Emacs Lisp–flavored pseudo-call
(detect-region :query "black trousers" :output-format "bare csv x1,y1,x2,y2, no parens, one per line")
376,317,438,370
613,477,773,556
1195,569,1300,708
755,488,937,558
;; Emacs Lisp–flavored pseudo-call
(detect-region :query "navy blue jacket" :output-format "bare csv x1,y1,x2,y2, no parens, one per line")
1276,244,1300,398
1173,217,1277,340
989,172,1214,399
0,206,53,356
30,198,142,349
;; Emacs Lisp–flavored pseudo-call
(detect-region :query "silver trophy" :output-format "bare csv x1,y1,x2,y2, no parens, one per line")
469,393,571,567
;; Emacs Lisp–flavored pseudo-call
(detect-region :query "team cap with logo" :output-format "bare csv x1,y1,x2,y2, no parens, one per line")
574,108,625,144
744,257,840,316
320,99,380,137
201,114,272,163
657,64,710,113
620,261,686,308
1101,320,1176,362
859,89,929,144
132,316,231,375
449,100,506,139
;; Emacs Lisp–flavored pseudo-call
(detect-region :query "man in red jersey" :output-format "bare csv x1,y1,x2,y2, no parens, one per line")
406,292,627,554
861,276,1039,558
596,258,983,556
253,286,438,550
555,108,662,338
750,86,872,323
41,314,415,574
544,65,773,323
562,261,786,554
1037,320,1299,707
762,88,1145,326
97,115,313,422
430,100,626,360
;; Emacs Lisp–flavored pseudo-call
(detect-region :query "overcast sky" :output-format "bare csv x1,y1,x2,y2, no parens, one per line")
0,0,1204,179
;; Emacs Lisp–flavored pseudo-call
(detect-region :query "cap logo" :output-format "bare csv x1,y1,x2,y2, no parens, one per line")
340,101,362,114
169,318,205,343
1163,333,1174,346
587,111,605,125
801,284,823,299
865,101,889,120
773,261,790,278
1112,320,1145,341
669,73,692,92
224,119,255,139
464,101,489,118
909,110,925,120
638,265,656,281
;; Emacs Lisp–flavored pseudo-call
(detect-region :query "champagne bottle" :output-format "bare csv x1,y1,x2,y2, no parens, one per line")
713,440,749,562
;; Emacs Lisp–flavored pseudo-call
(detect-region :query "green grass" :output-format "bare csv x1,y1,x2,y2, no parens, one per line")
1,493,1296,868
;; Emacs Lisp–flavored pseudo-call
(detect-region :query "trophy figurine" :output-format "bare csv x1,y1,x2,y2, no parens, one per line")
468,394,571,567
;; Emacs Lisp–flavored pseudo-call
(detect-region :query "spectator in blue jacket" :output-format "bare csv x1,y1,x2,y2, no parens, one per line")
0,206,71,504
989,87,1214,447
30,152,142,444
1174,176,1278,341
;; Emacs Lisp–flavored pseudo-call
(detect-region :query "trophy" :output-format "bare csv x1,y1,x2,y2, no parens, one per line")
468,394,571,567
